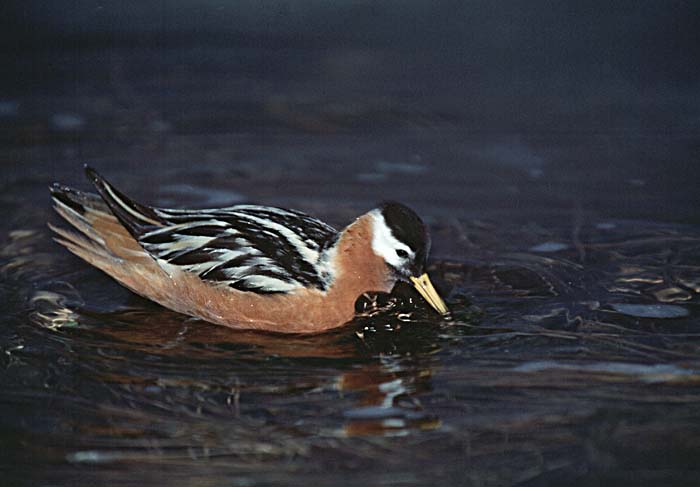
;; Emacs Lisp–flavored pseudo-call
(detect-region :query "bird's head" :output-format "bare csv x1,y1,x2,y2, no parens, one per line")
369,202,448,315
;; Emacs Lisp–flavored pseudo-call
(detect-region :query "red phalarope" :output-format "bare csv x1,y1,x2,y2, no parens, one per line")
49,166,448,333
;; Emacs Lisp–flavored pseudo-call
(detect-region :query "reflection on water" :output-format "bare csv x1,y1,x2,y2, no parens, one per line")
2,164,700,485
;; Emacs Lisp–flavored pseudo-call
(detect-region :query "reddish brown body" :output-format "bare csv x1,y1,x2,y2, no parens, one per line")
52,200,393,333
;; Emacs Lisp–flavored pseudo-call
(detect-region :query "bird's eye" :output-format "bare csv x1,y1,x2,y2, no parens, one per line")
396,249,409,258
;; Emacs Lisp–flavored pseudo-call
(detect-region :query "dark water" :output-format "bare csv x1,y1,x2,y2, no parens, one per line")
2,43,700,485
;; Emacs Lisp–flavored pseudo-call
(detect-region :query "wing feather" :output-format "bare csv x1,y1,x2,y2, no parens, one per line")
83,167,338,294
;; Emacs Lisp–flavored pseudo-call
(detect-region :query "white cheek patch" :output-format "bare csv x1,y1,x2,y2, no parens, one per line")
370,210,414,268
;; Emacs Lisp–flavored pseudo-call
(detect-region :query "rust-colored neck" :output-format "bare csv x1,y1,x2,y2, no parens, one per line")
313,214,395,324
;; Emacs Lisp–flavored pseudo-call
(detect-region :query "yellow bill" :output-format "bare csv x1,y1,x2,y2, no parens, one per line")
410,273,449,315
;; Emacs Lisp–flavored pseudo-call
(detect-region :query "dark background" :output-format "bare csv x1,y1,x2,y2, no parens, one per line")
2,1,699,225
4,1,699,130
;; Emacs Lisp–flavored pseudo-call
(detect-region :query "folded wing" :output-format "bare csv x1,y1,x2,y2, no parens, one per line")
81,167,338,294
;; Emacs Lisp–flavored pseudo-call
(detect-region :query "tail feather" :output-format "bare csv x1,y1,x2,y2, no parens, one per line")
48,222,106,254
50,182,108,215
51,195,108,246
83,165,165,238
53,235,119,272
49,168,175,306
49,172,152,265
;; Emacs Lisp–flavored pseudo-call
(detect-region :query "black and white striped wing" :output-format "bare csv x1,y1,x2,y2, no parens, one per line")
84,166,338,294
140,205,338,293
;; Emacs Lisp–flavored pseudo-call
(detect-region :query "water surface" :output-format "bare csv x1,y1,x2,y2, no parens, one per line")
2,129,700,486
2,42,700,484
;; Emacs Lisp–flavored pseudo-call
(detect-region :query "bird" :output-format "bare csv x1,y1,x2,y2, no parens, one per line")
49,166,449,333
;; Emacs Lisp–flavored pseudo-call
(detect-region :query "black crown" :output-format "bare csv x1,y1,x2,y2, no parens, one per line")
380,202,430,269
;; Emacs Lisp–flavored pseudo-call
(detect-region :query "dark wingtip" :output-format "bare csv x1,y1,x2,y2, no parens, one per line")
49,182,63,195
79,165,165,234
49,182,74,198
49,182,86,215
83,164,99,183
